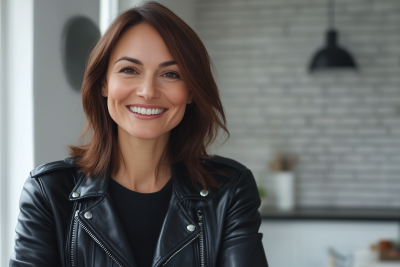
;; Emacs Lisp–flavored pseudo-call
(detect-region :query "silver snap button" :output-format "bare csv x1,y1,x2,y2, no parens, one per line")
84,211,92,219
187,224,196,232
72,191,80,198
200,189,209,197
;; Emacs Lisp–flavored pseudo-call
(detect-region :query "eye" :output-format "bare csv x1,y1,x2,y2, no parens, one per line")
119,67,138,75
162,71,180,79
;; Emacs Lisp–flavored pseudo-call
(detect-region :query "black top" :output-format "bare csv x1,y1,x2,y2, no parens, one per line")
108,178,173,267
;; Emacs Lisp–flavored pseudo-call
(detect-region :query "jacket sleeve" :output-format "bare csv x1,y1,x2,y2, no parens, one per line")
9,176,61,267
217,168,269,267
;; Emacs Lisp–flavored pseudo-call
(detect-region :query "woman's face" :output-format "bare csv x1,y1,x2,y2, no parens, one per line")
102,23,193,140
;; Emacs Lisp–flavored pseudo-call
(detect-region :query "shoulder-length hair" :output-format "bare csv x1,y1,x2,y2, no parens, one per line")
68,1,229,191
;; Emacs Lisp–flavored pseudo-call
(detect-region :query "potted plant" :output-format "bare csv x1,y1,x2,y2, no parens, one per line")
269,153,297,210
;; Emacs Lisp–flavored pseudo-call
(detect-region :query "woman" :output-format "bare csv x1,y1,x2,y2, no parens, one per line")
10,2,269,267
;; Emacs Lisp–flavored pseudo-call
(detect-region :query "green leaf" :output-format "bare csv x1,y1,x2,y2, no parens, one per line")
258,186,267,198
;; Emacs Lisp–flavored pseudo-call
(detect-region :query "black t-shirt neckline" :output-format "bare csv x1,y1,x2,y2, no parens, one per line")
108,176,174,267
108,177,173,199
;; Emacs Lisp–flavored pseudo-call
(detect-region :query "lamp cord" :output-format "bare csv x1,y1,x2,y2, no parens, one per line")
328,0,335,30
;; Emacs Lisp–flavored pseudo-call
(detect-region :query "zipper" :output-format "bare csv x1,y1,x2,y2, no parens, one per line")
162,209,205,267
74,209,124,267
197,209,205,267
71,207,204,267
70,203,81,267
162,232,201,266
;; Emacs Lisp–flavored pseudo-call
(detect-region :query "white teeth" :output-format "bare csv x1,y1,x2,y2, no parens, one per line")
130,106,165,115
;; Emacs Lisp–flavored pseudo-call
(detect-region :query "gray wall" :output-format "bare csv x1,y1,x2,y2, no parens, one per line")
197,0,400,208
33,0,100,166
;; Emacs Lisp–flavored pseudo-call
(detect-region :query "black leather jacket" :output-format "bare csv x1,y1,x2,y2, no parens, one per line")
9,155,269,267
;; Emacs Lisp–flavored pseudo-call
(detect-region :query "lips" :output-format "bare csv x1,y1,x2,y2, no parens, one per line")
126,104,167,110
126,104,168,120
128,106,165,115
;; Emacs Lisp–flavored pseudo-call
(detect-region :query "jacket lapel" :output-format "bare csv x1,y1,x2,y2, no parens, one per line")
80,194,137,267
150,162,210,267
68,160,210,267
70,171,137,267
150,189,200,267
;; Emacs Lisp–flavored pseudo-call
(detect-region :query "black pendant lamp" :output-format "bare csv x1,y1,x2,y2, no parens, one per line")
309,0,357,72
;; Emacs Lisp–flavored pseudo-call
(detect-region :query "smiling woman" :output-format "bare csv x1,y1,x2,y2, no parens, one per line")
104,22,192,146
9,1,269,267
69,3,227,192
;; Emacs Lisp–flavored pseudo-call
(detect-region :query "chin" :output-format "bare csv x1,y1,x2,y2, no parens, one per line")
128,128,167,140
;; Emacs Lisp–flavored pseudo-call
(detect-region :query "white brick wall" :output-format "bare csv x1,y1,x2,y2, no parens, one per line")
197,0,400,208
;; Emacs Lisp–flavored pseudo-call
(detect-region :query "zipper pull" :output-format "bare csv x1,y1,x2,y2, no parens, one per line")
197,209,203,221
75,203,82,218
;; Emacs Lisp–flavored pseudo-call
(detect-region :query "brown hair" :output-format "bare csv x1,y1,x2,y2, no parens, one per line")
68,1,229,191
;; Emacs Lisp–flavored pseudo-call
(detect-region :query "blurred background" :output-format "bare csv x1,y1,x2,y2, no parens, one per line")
0,0,400,266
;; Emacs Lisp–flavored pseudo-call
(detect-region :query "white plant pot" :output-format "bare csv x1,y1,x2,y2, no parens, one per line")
274,172,295,210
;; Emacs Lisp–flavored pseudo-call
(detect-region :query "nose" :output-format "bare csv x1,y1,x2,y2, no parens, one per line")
136,74,160,100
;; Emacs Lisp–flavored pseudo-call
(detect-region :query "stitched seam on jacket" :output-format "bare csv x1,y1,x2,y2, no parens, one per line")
66,201,78,267
175,190,197,225
225,168,248,213
72,193,106,201
91,238,96,267
221,232,262,243
30,162,70,177
154,231,199,266
79,193,105,197
80,191,108,211
71,173,106,199
220,167,250,246
36,177,53,212
78,193,130,266
73,174,86,191
153,194,199,266
72,168,77,185
155,233,199,266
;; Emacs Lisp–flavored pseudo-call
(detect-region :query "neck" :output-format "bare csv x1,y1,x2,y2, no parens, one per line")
112,126,171,193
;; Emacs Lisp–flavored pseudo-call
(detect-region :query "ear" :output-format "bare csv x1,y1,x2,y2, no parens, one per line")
187,90,194,104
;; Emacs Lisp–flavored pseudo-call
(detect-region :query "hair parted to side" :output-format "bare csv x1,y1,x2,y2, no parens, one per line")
68,1,229,191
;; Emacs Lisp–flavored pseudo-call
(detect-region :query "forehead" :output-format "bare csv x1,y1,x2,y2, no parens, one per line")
110,22,173,63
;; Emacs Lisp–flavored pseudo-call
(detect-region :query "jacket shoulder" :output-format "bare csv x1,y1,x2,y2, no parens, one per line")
30,156,78,178
208,155,248,173
207,155,250,186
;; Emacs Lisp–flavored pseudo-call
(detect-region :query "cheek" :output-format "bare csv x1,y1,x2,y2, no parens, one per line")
165,84,189,106
108,77,134,102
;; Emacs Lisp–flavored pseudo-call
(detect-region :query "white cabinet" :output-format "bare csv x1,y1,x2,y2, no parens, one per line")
260,220,399,267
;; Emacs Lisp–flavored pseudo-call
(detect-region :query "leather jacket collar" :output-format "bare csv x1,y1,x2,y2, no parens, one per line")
67,160,213,202
65,158,211,267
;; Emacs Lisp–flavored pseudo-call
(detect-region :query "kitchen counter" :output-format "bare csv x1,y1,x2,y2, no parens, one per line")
260,207,400,221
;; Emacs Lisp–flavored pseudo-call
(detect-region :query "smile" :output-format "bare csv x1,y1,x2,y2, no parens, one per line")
126,105,168,120
129,106,165,115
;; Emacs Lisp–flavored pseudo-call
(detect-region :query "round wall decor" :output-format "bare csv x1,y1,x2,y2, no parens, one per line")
63,16,100,91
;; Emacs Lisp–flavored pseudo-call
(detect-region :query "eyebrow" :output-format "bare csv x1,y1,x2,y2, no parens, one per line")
114,57,176,67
